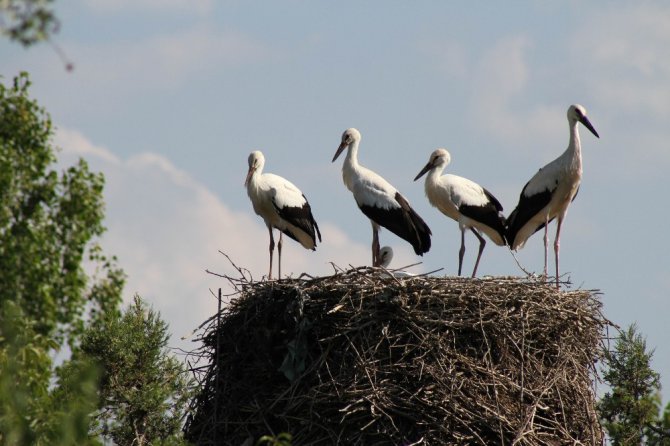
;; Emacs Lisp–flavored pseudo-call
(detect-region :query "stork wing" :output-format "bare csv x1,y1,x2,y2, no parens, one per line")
458,186,506,242
505,177,554,247
273,194,321,244
359,192,431,255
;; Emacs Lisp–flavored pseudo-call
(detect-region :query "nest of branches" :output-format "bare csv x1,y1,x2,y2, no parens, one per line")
185,266,610,446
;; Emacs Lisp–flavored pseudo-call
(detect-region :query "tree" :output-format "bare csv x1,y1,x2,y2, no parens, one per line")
0,291,103,446
0,72,124,444
79,296,194,446
0,71,193,445
598,324,670,445
0,72,124,346
0,0,59,46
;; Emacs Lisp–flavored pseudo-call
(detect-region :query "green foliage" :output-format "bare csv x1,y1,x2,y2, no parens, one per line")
0,72,193,445
0,72,125,348
0,72,123,444
0,300,101,445
42,357,101,445
256,432,293,446
81,296,194,446
0,0,59,46
0,300,52,445
652,405,670,445
598,324,670,445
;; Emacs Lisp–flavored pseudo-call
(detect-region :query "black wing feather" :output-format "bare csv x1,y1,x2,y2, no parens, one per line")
505,181,552,247
273,194,321,247
360,192,432,255
459,187,506,243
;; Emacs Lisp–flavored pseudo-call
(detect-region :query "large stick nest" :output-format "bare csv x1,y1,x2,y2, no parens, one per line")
185,267,610,445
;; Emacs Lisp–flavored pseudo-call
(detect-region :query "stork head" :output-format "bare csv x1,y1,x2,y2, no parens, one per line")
245,150,265,187
568,104,599,138
414,148,451,181
332,127,361,162
379,246,394,268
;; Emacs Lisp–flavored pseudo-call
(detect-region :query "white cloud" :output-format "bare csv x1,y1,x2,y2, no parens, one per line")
573,4,670,117
56,127,120,163
53,128,379,351
568,4,670,177
467,36,563,154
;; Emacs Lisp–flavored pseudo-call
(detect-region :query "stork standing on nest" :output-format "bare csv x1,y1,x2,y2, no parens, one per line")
245,150,321,280
506,104,599,288
332,128,431,266
414,148,506,277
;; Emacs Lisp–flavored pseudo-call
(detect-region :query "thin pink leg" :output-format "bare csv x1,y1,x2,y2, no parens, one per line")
554,217,563,290
470,228,486,278
278,231,284,280
458,229,466,276
267,227,275,280
543,215,549,279
372,226,380,267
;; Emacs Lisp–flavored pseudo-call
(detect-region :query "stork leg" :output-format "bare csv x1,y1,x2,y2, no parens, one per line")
554,217,563,290
277,231,284,280
267,226,275,280
543,215,550,280
371,224,381,267
470,228,486,278
458,229,466,276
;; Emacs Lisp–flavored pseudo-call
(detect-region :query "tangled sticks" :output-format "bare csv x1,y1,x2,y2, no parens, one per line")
185,268,610,445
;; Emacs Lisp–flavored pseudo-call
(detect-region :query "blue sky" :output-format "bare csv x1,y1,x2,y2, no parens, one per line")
2,1,670,400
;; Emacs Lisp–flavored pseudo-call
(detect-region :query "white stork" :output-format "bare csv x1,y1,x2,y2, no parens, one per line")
379,246,394,268
506,104,599,288
378,246,416,278
245,150,321,280
332,128,431,267
414,148,506,277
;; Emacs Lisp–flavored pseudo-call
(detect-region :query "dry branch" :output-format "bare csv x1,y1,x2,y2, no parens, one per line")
185,267,610,445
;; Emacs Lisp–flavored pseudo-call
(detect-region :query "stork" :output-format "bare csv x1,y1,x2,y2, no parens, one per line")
332,128,431,266
245,150,321,280
506,104,599,289
414,148,506,277
379,246,394,268
378,246,416,278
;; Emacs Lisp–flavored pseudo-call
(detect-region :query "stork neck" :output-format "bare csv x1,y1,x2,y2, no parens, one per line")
246,164,263,190
340,141,361,193
345,140,360,168
428,164,445,182
567,120,581,157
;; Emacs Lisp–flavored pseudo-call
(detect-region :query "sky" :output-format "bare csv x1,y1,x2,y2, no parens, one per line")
2,1,670,400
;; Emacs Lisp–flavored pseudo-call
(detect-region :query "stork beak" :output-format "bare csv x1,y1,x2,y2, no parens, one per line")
580,116,600,138
414,161,433,181
244,165,256,187
332,141,347,162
